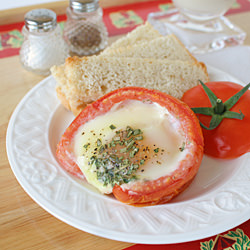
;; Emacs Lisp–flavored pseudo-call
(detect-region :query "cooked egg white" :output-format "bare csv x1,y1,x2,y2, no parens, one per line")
74,100,187,194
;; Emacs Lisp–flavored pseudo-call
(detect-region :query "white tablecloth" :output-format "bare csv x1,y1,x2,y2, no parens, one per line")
196,45,250,84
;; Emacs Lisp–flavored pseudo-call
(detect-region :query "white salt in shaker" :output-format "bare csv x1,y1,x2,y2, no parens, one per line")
20,9,69,75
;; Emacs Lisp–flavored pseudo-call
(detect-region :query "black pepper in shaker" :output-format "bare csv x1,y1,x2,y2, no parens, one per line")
63,0,108,56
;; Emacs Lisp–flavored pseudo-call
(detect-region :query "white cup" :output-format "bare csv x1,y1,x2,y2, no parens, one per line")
172,0,235,21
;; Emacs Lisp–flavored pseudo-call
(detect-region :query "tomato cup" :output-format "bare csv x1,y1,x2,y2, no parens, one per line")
56,87,204,206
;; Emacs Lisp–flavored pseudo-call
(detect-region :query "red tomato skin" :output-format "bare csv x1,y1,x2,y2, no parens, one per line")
56,87,204,206
181,81,250,159
112,152,202,206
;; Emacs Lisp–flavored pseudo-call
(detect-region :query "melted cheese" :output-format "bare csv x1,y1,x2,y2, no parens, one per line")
74,100,187,193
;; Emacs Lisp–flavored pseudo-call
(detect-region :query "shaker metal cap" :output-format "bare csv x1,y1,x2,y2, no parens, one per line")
24,9,57,32
70,0,99,13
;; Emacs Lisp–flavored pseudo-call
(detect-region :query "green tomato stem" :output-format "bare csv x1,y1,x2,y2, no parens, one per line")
191,81,250,130
214,99,225,114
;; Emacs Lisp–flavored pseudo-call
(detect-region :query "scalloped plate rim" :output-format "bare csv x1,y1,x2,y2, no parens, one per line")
6,65,250,244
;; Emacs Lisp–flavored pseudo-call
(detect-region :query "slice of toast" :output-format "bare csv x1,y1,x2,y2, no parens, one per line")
51,56,209,116
102,34,196,62
103,21,162,53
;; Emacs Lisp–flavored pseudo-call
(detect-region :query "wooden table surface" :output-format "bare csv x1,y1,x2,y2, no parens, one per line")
1,1,250,250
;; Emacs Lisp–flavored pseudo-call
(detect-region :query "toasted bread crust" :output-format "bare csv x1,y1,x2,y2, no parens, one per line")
102,34,198,64
52,56,209,115
103,21,162,53
51,23,209,115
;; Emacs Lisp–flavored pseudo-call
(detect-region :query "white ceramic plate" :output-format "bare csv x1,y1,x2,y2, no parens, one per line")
6,66,250,244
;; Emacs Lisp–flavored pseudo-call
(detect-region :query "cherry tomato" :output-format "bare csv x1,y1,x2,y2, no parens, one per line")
181,81,250,159
57,87,204,206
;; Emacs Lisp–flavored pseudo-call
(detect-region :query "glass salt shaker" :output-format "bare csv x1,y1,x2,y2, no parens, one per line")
63,0,108,56
20,9,69,75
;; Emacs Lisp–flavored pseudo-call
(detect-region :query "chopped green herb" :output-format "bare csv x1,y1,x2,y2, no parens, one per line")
99,145,105,153
134,135,143,141
126,130,133,138
154,148,159,153
179,142,185,152
133,129,142,136
113,136,121,141
120,147,127,153
109,124,116,130
126,139,135,151
129,150,136,158
140,159,145,165
96,139,102,146
132,164,139,169
85,125,154,187
83,143,90,149
123,158,130,165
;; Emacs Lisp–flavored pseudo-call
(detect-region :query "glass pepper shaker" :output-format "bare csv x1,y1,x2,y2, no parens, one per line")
20,9,69,75
63,0,108,56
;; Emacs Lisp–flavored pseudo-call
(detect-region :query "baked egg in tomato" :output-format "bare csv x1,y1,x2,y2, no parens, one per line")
56,87,204,206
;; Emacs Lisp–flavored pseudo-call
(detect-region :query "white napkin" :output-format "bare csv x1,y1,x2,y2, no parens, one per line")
195,45,250,84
